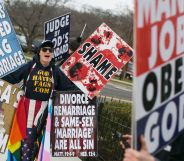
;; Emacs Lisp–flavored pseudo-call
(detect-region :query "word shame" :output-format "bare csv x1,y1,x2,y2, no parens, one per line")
78,42,118,80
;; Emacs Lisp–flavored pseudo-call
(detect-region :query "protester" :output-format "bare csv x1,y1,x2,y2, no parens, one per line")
123,132,184,161
2,40,74,161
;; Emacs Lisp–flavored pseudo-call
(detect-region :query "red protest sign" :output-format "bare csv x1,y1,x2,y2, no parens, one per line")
134,0,184,154
135,1,184,77
61,23,133,99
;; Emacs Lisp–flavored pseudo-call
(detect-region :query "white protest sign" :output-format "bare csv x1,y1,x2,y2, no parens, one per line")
134,0,184,154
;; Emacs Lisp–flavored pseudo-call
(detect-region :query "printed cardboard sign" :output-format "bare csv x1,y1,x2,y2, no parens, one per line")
51,91,97,157
0,79,23,153
0,3,26,78
61,23,133,99
44,13,70,61
134,0,184,154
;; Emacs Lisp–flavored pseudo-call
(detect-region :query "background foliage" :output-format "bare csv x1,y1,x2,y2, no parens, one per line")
5,0,133,52
81,100,132,161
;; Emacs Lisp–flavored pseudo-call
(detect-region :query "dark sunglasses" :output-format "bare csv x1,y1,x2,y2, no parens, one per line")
41,47,53,53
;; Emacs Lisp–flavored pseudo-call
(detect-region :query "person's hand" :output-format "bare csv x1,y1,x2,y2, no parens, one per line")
123,136,155,161
121,134,132,150
123,134,132,146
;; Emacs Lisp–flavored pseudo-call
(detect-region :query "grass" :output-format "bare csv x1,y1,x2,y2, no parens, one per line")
113,75,133,83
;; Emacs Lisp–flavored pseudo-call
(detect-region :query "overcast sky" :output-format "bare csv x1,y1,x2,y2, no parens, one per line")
65,0,134,14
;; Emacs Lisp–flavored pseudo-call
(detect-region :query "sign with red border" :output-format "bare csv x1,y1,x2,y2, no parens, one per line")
134,0,184,154
61,23,133,99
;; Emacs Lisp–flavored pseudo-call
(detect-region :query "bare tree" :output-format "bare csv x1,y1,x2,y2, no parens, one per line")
5,0,70,52
5,0,133,53
71,8,133,47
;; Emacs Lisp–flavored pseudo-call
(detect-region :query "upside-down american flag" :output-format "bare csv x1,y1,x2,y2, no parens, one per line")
7,96,49,161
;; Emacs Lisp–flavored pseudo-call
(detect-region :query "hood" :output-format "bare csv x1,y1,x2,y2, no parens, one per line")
33,54,55,69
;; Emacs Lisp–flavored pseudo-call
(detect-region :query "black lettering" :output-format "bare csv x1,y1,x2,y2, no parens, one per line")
78,42,91,54
89,54,103,67
96,59,111,75
83,47,97,61
104,67,117,80
175,57,183,94
161,64,172,102
143,72,157,111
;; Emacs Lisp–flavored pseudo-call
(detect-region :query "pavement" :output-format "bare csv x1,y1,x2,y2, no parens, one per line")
109,78,132,91
110,78,132,86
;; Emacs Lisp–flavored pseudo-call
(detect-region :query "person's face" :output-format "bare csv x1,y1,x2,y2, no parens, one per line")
39,47,53,66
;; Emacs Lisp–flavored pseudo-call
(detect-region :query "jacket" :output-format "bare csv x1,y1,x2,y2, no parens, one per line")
155,131,184,161
2,55,75,101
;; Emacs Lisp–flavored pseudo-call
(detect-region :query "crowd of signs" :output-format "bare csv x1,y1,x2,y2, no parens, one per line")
2,0,184,158
0,1,133,158
2,0,184,159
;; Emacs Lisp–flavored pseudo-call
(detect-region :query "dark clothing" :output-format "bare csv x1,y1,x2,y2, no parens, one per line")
155,132,184,161
3,55,76,161
168,133,184,161
2,55,74,100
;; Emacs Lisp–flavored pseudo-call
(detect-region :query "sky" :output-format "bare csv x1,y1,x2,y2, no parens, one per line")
65,0,134,14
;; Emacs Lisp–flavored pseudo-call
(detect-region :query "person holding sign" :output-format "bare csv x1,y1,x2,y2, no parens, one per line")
123,136,156,161
2,40,74,161
123,133,184,161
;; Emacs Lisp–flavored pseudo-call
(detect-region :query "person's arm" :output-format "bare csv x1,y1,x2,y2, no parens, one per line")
54,66,79,91
1,61,32,84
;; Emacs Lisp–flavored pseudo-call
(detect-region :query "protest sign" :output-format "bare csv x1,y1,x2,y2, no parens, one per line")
134,0,184,154
0,79,23,153
0,3,26,78
51,91,97,157
61,23,133,99
44,13,70,61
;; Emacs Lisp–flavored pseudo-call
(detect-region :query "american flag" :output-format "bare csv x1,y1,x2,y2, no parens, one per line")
37,99,52,161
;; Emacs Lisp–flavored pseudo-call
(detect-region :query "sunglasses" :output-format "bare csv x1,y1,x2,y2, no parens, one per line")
41,47,53,53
